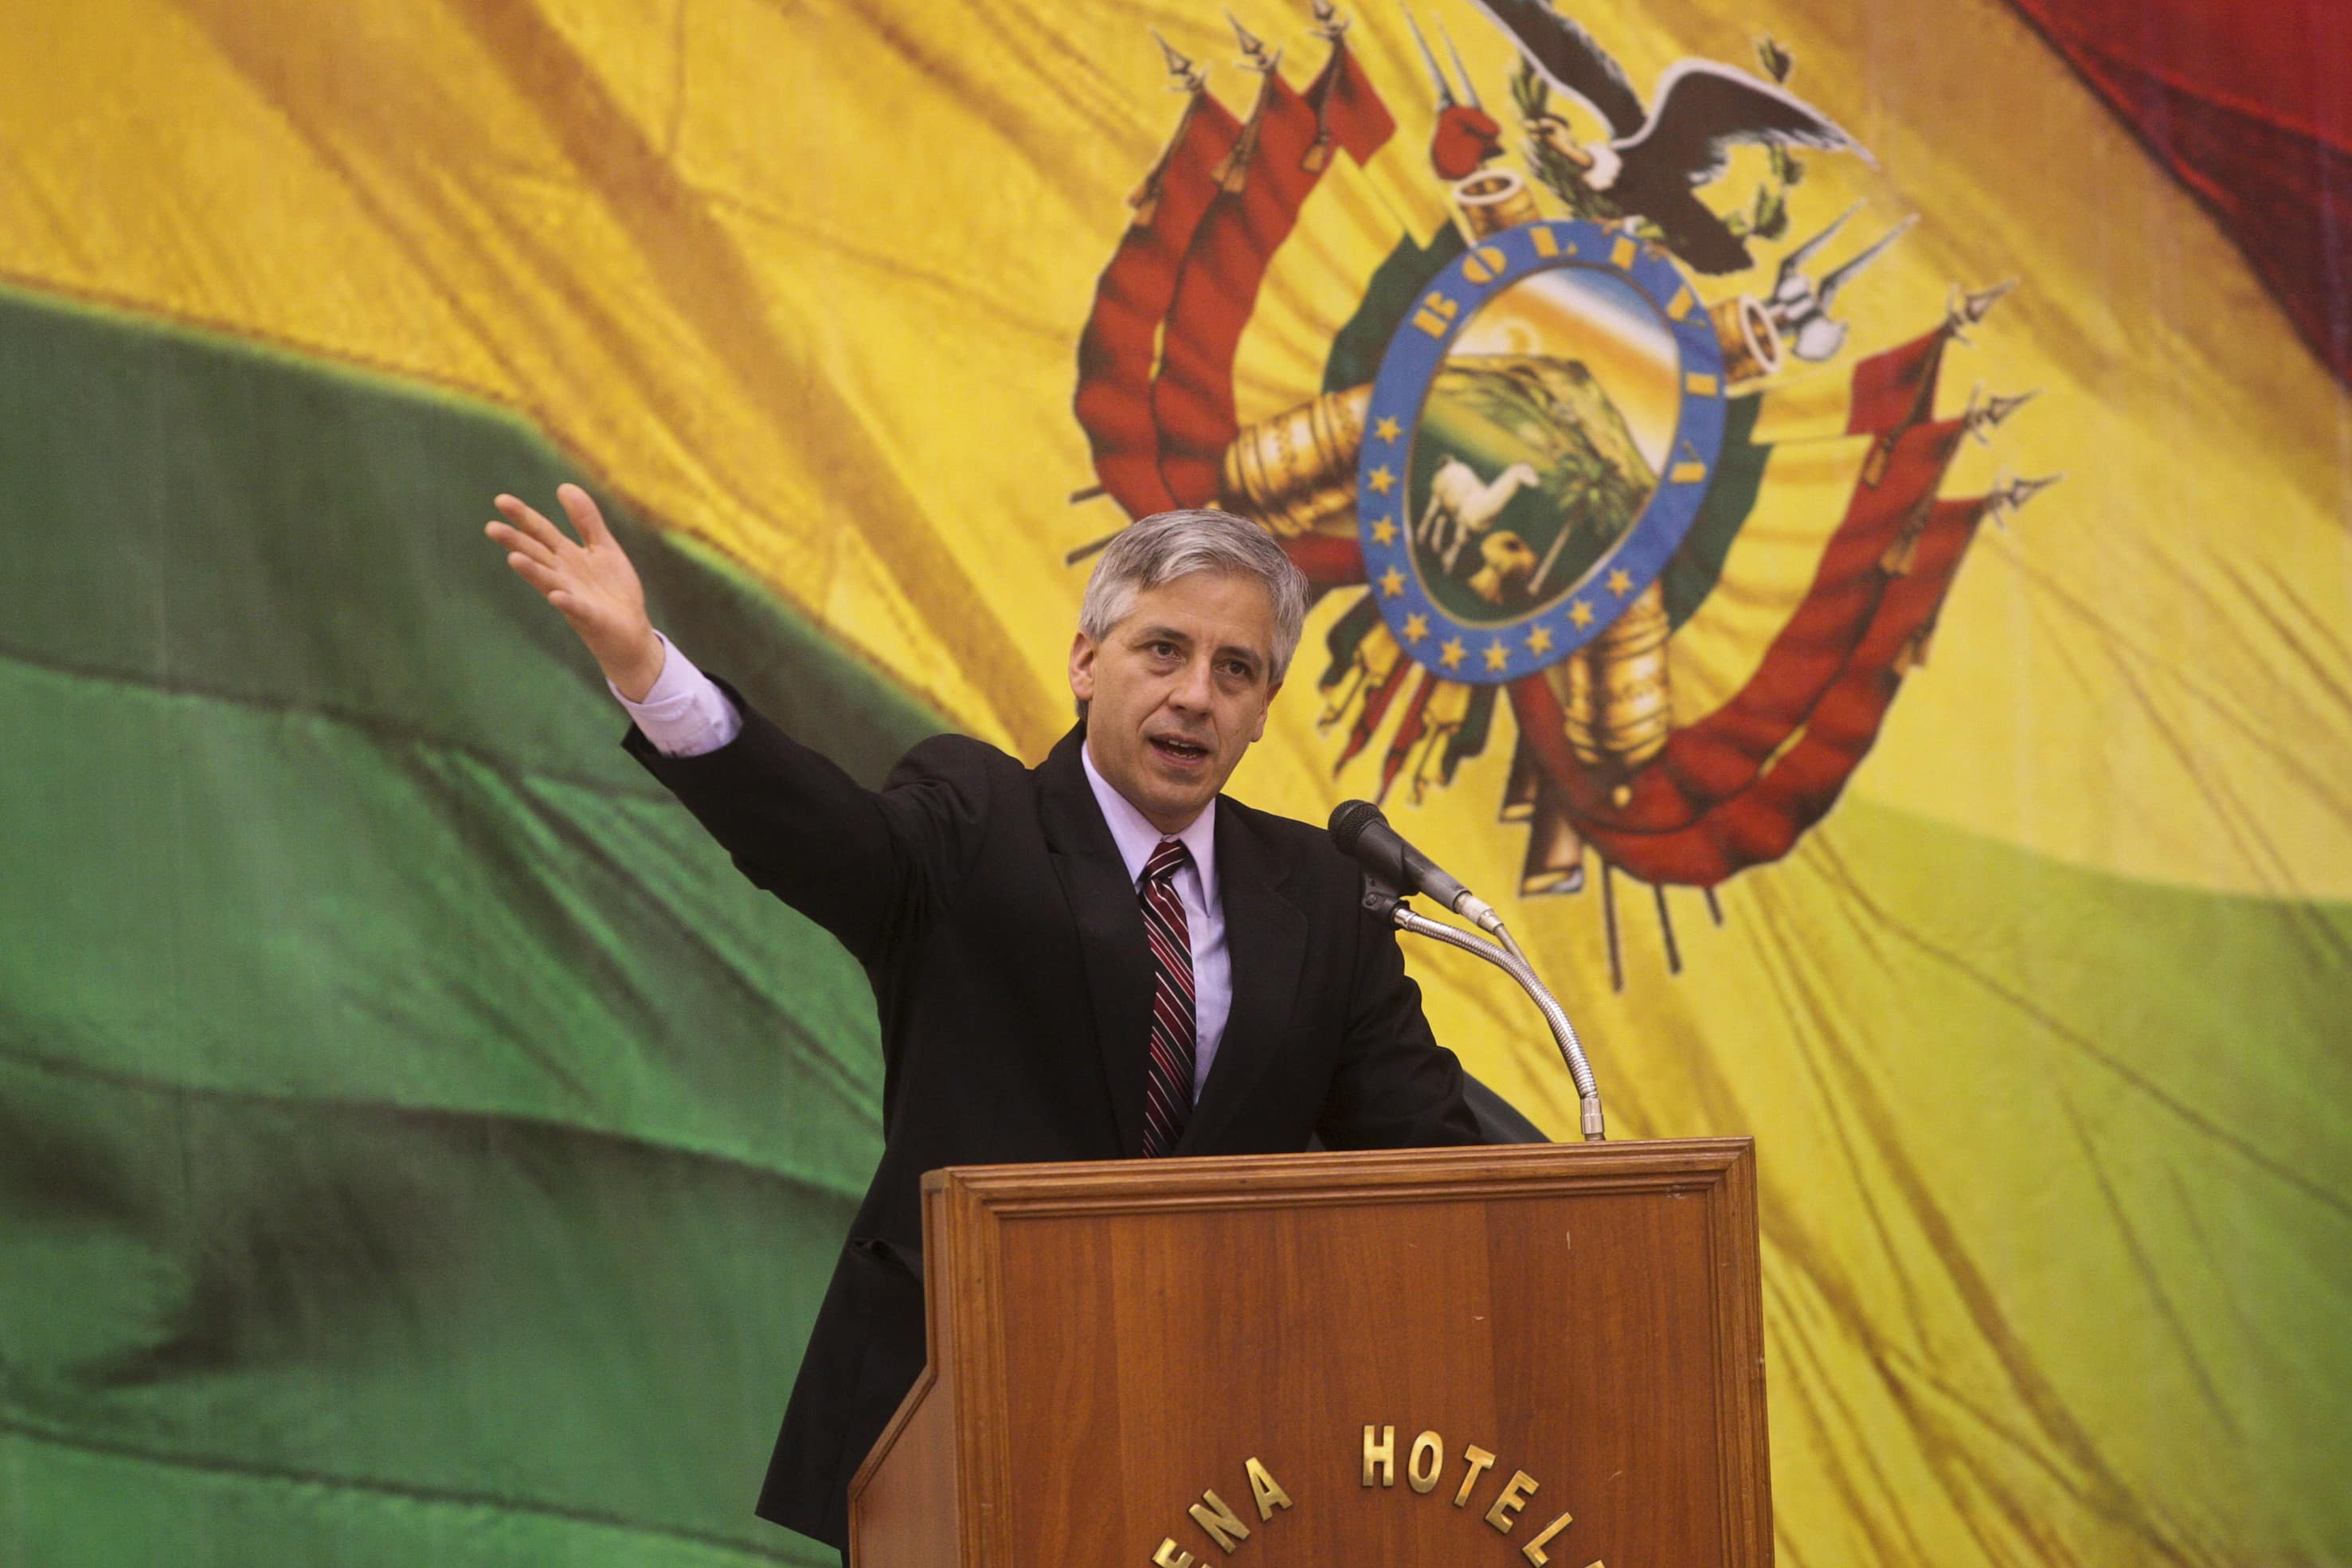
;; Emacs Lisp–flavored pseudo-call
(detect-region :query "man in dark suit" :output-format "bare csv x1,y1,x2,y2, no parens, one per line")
486,487,1484,1557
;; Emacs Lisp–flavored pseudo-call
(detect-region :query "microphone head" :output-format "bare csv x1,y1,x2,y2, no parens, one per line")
1328,798,1387,853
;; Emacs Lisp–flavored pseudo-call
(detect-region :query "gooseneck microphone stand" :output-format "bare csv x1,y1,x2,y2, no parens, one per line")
1360,873,1607,1141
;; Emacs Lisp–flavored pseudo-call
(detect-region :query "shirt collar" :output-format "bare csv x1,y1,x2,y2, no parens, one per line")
1080,738,1219,905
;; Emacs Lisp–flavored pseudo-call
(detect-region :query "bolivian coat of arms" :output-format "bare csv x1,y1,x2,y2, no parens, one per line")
1070,0,2053,984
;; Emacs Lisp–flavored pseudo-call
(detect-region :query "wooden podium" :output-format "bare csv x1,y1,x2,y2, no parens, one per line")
848,1140,1769,1566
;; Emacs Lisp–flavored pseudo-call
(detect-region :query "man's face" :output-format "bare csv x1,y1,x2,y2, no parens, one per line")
1069,570,1284,835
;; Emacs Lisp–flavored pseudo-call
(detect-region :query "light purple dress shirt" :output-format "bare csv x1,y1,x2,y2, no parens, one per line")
1074,742,1230,1099
615,632,1231,1101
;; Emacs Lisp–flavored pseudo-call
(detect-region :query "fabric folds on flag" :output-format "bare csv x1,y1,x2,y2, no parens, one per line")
2,3,2347,1567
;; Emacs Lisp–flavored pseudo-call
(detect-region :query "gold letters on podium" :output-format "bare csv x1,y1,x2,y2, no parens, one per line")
1149,1425,1600,1567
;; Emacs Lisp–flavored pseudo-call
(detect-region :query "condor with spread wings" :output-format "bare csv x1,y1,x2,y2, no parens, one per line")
1469,0,1873,273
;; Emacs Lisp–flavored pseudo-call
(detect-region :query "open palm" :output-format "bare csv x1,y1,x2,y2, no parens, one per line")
486,484,664,698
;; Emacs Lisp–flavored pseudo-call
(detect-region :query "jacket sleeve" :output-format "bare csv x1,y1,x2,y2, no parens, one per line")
622,676,993,969
1316,901,1487,1150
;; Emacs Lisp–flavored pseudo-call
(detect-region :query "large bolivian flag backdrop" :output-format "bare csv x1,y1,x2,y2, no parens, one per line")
3,1,2348,1564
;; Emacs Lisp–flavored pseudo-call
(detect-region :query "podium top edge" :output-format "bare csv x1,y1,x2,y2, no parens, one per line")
920,1136,1754,1209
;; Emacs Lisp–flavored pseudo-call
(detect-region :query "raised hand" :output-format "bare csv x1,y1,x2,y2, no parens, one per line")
486,484,665,700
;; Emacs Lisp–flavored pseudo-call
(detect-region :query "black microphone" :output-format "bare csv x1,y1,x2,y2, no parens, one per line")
1332,805,1606,1138
1328,800,1498,929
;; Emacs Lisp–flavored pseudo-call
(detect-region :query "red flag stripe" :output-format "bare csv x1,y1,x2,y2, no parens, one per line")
2006,0,2351,385
1151,44,1399,506
1527,416,1967,839
1846,328,1951,435
1073,89,1244,518
1313,37,1400,163
1282,531,1368,590
1516,498,1990,885
1152,71,1329,506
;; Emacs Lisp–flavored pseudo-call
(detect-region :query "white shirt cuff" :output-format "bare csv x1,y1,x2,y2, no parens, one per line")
610,632,742,757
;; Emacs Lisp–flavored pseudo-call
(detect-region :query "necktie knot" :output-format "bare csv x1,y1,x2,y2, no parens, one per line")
1142,837,1190,887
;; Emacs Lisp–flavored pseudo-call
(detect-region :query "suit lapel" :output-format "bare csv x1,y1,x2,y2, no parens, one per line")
1177,800,1305,1153
1036,727,1153,1157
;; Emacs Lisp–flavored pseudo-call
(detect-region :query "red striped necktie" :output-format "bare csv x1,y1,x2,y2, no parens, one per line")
1138,837,1196,1158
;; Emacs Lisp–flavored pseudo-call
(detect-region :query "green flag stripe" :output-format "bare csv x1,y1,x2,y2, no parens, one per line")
0,1050,842,1564
0,659,886,1189
0,284,934,1562
0,283,937,798
0,284,951,1190
2,1429,809,1566
1661,391,1771,628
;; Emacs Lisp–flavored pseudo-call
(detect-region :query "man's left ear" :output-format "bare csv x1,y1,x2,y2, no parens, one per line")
1250,679,1282,743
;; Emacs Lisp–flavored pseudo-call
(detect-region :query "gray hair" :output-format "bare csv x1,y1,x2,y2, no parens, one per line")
1078,508,1310,684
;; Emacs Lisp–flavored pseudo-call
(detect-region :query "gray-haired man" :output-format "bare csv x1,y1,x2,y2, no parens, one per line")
485,487,1483,1558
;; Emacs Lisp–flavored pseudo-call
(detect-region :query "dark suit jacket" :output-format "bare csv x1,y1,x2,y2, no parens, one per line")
625,682,1482,1549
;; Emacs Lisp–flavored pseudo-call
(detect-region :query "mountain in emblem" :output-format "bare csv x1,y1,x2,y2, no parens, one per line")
1411,353,1659,618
